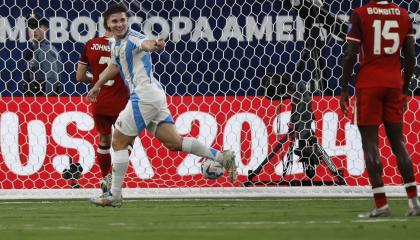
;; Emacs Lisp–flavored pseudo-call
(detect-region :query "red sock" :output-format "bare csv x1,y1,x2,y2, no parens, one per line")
372,187,388,209
405,182,418,199
97,145,111,178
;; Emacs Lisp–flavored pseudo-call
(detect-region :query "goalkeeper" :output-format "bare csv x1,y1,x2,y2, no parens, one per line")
88,3,237,207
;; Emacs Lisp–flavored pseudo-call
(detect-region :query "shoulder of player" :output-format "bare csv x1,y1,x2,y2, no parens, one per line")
88,36,109,45
83,38,96,49
396,5,410,16
127,29,147,40
352,5,366,17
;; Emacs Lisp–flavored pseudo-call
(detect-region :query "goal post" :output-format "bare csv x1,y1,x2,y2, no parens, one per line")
0,0,419,199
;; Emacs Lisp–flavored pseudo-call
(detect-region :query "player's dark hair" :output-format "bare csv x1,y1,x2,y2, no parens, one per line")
102,3,129,31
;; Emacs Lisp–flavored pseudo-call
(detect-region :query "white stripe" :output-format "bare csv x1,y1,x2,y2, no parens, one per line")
97,148,110,154
215,220,342,225
0,198,410,204
0,186,418,199
133,51,149,85
353,95,358,125
372,187,385,194
404,182,417,188
354,219,408,223
407,34,415,37
119,41,131,86
128,35,145,50
346,37,361,42
77,61,88,65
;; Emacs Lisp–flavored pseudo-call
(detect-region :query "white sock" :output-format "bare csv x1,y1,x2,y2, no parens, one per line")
181,137,222,162
408,198,420,209
378,204,389,210
111,149,129,198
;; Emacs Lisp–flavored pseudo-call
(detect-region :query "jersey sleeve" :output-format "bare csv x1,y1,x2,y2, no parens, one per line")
78,42,89,65
346,11,362,43
127,34,147,51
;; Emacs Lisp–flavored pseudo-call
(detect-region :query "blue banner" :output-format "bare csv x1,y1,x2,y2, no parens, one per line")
0,0,418,96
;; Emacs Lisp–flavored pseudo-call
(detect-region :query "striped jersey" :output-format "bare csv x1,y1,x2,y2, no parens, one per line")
110,28,165,102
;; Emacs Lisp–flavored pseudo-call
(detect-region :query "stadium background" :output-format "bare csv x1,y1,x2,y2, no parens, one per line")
0,0,419,195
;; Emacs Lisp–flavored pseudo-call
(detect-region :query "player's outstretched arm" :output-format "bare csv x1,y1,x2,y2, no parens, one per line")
76,63,93,83
401,36,415,96
141,38,165,52
87,63,119,102
340,42,359,116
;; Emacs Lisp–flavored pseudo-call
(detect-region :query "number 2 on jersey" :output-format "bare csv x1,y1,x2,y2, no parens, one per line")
372,20,399,55
99,56,115,86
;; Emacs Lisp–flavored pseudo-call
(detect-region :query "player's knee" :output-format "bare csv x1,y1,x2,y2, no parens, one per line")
111,138,130,151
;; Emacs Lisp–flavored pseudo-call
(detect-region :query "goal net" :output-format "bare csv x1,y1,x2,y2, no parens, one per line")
0,0,419,199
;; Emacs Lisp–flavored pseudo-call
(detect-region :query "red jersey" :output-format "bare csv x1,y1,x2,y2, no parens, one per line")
78,36,129,116
346,1,414,89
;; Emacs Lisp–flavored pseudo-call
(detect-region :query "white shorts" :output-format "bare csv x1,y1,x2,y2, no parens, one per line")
114,94,174,136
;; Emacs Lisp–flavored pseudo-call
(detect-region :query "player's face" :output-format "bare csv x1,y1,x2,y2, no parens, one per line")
107,12,128,39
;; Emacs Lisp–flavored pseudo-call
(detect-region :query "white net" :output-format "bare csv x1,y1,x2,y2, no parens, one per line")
0,0,419,198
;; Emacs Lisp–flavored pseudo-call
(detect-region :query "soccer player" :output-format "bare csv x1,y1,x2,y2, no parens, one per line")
76,29,130,193
341,0,419,217
88,3,237,207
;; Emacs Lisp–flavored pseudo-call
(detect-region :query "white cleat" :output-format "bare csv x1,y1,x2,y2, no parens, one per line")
406,206,420,217
357,207,390,218
99,173,112,194
89,193,122,208
221,150,237,183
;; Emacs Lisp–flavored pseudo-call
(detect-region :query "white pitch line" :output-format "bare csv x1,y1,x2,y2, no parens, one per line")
0,201,56,204
136,198,388,202
108,223,128,226
353,218,408,223
0,198,409,204
214,220,342,225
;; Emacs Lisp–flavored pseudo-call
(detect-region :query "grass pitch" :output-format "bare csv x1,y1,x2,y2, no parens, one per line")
0,198,418,240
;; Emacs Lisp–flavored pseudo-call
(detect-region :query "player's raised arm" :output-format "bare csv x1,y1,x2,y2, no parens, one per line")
87,63,119,102
141,38,166,52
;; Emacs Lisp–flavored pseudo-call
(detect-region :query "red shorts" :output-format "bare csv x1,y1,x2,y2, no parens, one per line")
93,113,119,135
354,88,404,126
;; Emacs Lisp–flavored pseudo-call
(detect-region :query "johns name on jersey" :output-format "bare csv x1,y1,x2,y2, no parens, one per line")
90,44,110,52
367,7,401,16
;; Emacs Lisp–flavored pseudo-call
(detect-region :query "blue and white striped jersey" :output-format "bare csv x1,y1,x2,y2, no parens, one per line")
110,28,165,102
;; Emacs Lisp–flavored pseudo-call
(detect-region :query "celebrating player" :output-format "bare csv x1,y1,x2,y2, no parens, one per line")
76,29,130,194
341,0,419,217
88,3,237,207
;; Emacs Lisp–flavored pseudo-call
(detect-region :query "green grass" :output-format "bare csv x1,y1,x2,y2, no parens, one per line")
0,198,419,240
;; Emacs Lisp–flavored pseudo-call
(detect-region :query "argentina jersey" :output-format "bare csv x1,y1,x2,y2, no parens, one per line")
110,28,165,102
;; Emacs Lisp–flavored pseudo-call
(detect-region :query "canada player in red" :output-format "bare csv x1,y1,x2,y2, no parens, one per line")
341,0,419,217
76,27,129,194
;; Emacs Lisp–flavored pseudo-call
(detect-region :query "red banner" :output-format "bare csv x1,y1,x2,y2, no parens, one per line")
0,96,419,189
